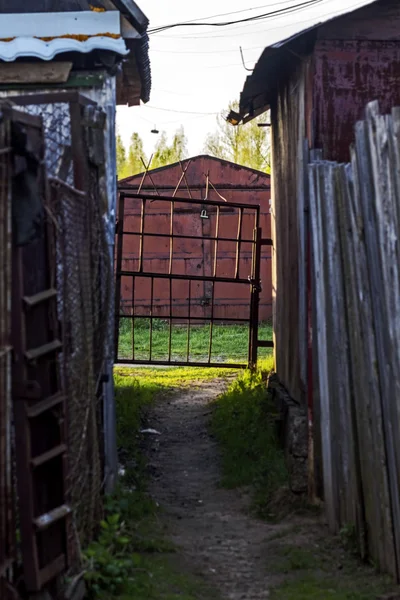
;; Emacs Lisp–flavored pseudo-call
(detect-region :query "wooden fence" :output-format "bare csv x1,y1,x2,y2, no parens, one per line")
309,100,400,580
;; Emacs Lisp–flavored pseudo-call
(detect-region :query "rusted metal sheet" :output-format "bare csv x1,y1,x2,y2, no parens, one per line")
314,39,400,161
119,156,272,321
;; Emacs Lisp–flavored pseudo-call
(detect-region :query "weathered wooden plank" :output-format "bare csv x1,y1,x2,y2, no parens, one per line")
322,163,358,529
347,145,395,573
0,62,72,85
365,102,400,579
297,136,308,393
355,103,400,579
308,163,336,530
336,163,368,559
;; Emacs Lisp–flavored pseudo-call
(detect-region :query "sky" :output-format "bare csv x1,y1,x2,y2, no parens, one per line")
116,0,373,159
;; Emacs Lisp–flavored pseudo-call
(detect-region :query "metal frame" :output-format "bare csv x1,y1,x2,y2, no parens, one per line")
115,192,270,369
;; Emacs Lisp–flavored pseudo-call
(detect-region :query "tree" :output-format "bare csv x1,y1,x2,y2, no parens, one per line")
204,100,271,173
117,131,148,180
151,126,188,169
127,132,147,176
116,133,129,180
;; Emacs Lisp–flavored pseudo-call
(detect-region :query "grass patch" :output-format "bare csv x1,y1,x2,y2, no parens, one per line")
270,573,394,600
268,527,396,600
117,319,273,364
84,368,221,599
115,365,238,391
210,368,287,518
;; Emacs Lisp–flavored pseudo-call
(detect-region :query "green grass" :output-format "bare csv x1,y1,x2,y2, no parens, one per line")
117,318,273,364
270,573,394,600
267,528,396,600
210,368,287,517
88,368,222,600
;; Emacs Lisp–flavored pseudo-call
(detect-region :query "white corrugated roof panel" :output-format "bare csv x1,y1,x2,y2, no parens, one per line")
0,36,128,61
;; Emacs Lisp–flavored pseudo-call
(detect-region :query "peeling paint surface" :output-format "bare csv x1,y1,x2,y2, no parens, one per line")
314,39,400,161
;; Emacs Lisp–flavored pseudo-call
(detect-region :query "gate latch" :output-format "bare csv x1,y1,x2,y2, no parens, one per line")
200,209,209,219
248,276,262,293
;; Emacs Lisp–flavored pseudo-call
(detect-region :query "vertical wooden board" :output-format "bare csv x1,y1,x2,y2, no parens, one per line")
319,164,349,528
308,163,336,530
348,148,395,573
355,111,400,579
271,62,310,404
365,102,400,577
297,75,307,391
335,163,368,557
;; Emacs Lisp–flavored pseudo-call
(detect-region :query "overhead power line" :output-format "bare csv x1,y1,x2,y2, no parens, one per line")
149,0,298,29
143,105,219,115
149,0,371,41
148,0,323,34
150,44,266,55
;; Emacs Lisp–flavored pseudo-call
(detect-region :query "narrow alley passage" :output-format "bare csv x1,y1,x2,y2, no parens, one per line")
146,381,277,600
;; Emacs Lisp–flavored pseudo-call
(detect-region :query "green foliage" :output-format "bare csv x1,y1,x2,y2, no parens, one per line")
210,368,287,516
204,100,271,173
116,133,129,180
117,131,148,180
83,513,135,597
152,126,188,169
127,132,148,177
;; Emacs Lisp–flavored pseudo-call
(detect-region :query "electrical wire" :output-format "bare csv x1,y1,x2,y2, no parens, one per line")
141,105,219,115
149,0,368,40
150,44,266,55
148,0,323,34
148,0,299,29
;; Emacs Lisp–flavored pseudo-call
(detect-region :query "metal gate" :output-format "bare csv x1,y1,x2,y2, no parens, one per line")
115,192,272,369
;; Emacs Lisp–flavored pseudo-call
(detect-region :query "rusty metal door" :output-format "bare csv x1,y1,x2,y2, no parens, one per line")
115,192,271,369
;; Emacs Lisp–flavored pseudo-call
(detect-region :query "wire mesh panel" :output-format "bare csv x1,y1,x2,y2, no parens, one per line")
10,93,111,552
13,102,73,183
49,175,111,548
115,193,265,368
0,114,14,594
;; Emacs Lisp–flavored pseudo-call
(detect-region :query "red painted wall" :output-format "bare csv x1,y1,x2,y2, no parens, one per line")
314,39,400,161
118,155,271,321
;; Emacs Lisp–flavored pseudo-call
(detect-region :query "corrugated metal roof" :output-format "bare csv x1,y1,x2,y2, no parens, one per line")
236,0,381,122
0,36,128,61
0,1,103,11
0,1,152,103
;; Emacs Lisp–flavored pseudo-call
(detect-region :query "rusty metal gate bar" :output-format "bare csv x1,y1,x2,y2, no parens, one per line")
115,192,264,369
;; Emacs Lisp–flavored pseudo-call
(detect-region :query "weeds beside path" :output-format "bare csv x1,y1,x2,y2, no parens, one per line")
86,367,398,600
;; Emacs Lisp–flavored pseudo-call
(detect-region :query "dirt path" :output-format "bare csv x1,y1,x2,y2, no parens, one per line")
145,380,281,600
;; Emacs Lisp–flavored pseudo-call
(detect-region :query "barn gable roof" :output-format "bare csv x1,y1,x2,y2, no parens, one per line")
233,0,391,124
119,155,270,189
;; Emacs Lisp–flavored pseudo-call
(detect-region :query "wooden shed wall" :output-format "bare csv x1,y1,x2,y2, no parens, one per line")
270,59,313,405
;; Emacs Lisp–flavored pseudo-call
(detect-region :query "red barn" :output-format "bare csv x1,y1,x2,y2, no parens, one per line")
118,155,271,322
